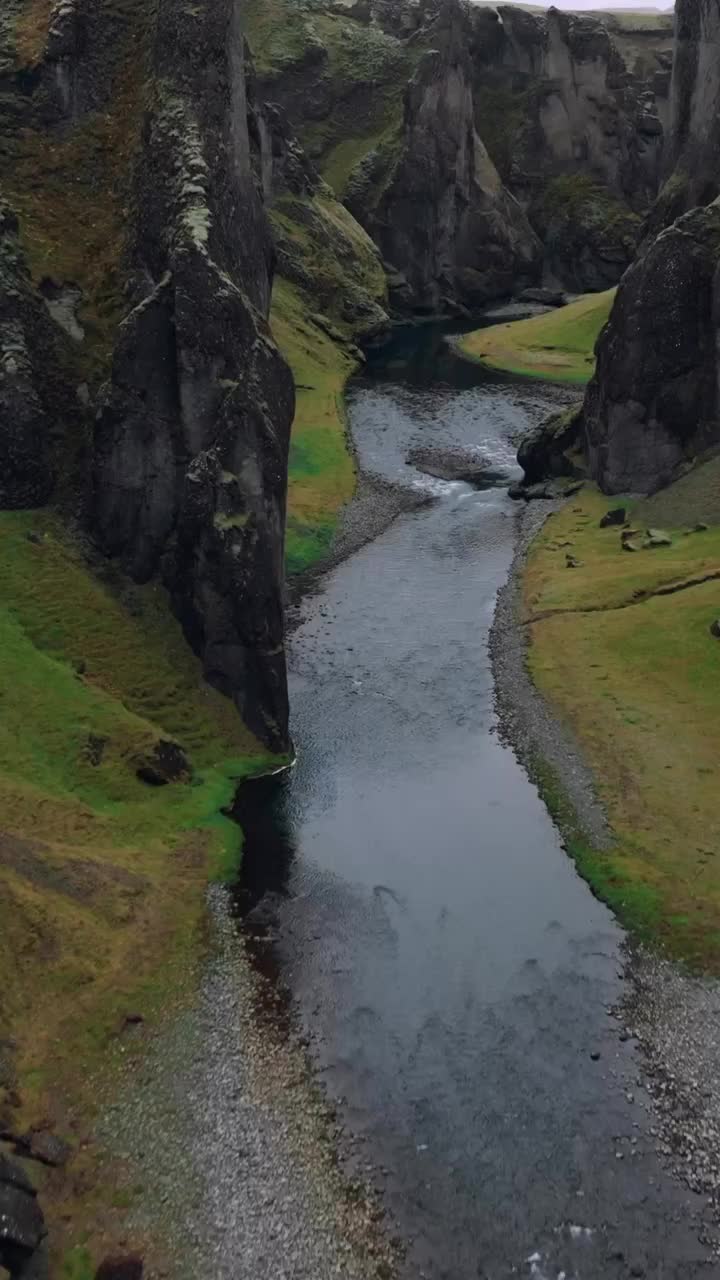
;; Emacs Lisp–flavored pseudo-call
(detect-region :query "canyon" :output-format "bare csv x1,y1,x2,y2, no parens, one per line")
1,0,720,1274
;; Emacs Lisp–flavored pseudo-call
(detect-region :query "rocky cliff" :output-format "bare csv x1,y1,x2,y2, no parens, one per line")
582,202,720,495
245,0,672,305
571,0,720,497
0,0,295,751
345,0,541,312
91,1,295,751
471,3,671,289
647,0,720,233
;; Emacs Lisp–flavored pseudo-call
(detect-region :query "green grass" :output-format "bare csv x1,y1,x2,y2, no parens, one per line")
459,289,616,384
270,279,356,574
0,508,281,1265
524,486,720,969
0,507,283,1266
267,191,386,576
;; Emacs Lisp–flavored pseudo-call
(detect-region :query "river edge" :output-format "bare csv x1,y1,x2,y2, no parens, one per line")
492,497,720,1256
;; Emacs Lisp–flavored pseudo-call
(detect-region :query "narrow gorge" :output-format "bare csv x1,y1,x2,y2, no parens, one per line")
1,0,719,1277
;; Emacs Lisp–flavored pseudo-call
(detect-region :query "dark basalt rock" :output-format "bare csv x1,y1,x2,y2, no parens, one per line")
583,202,720,494
516,402,585,487
645,0,720,239
0,1155,45,1279
599,507,626,528
0,200,71,509
346,1,542,312
91,0,295,751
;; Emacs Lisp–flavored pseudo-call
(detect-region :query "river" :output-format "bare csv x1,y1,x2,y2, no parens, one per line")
108,326,713,1279
232,330,711,1278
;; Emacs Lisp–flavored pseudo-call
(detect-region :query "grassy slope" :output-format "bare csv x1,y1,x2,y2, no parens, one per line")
0,510,278,1266
272,279,357,574
523,485,720,969
266,196,387,577
460,289,615,384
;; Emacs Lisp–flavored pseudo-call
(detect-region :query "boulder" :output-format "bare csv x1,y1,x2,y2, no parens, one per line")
599,506,626,528
710,619,720,638
517,402,585,486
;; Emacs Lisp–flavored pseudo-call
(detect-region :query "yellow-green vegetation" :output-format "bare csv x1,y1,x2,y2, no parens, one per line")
524,485,720,968
272,279,357,574
0,509,275,1083
267,190,386,575
460,289,615,384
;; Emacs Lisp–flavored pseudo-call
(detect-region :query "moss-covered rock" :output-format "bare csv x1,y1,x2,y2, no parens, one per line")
533,175,641,293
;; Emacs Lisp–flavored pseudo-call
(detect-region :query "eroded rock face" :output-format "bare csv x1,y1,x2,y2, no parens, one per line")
649,0,720,231
0,200,69,507
583,202,720,494
347,1,541,311
471,3,671,289
92,0,294,750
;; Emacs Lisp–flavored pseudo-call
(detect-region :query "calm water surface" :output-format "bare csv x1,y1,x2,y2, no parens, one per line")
235,332,710,1279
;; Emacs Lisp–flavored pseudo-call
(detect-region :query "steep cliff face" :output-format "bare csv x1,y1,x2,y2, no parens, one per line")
0,0,295,751
0,200,70,507
471,3,671,289
245,0,671,305
345,2,541,311
92,0,294,751
583,202,720,495
648,0,720,233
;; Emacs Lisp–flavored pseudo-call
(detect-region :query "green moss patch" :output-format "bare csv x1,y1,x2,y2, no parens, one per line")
270,279,356,575
460,289,615,384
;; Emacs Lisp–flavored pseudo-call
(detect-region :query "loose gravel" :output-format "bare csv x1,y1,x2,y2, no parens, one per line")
101,888,400,1279
493,497,720,1254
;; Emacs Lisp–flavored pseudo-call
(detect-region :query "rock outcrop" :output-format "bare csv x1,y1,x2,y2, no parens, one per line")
345,2,541,312
470,3,671,289
92,0,294,751
646,0,720,235
583,201,720,495
244,0,672,304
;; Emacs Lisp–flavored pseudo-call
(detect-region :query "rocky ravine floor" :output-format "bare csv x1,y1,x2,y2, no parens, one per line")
492,499,720,1259
100,889,400,1279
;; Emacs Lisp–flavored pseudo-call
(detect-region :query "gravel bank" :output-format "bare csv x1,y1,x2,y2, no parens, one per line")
493,497,720,1256
101,888,400,1279
490,498,612,849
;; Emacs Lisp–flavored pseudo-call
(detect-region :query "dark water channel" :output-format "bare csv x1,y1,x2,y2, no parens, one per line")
235,329,710,1279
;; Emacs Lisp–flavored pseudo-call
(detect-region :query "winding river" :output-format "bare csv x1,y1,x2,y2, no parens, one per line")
235,329,710,1278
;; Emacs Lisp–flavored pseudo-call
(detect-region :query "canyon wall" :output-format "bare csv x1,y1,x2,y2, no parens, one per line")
0,0,295,750
581,0,720,496
246,0,672,306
